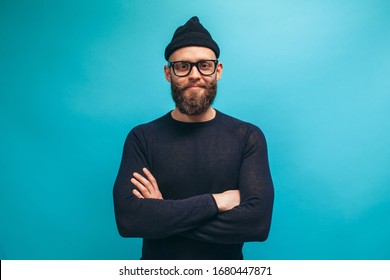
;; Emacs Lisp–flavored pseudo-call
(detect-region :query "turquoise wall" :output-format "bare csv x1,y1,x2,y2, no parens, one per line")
1,0,389,259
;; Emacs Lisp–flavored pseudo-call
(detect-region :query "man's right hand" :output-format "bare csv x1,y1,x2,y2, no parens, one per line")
212,190,240,212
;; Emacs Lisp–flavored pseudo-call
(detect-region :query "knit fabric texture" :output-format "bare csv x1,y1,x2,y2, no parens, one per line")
113,110,274,259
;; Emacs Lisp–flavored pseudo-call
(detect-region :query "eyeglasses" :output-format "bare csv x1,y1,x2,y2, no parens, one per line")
168,60,218,77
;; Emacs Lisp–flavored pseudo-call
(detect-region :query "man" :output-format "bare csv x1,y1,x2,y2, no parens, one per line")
113,16,274,260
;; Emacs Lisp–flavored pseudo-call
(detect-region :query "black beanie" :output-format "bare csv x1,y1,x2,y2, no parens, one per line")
164,16,220,61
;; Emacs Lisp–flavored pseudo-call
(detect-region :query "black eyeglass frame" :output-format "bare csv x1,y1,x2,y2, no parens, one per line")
168,60,219,77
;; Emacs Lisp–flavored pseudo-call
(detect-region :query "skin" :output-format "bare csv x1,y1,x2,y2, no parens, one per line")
131,46,240,212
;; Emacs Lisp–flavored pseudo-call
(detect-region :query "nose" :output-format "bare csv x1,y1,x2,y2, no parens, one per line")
187,64,202,79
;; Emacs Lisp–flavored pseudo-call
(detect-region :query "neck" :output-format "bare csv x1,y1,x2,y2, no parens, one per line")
171,107,216,123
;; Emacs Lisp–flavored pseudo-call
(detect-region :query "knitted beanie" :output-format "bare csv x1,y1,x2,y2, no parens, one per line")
164,16,220,61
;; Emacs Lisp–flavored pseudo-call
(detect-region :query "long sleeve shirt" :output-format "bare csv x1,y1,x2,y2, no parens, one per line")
113,110,274,259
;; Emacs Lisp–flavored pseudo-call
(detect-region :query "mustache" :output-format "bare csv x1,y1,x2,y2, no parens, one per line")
174,80,216,91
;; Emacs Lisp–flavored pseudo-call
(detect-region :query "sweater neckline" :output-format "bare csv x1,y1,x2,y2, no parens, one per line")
167,110,220,127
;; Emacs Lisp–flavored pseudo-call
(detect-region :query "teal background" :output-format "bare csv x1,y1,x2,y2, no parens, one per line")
1,0,389,259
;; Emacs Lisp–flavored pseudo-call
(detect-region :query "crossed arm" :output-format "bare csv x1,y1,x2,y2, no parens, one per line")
113,126,274,243
131,167,240,212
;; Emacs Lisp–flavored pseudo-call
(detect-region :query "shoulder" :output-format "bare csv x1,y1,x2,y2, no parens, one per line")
123,113,171,147
216,110,265,141
217,111,269,156
130,113,171,134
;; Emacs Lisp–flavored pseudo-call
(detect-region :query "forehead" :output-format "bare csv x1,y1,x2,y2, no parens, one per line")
169,46,217,61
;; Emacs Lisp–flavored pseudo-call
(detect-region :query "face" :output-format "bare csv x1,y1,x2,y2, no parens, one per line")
164,46,223,115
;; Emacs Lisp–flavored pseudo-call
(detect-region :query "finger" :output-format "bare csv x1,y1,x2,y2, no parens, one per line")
142,168,160,192
133,172,155,194
142,168,163,199
132,189,144,199
130,177,151,198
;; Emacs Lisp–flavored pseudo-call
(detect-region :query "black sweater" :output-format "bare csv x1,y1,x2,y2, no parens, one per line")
113,110,274,259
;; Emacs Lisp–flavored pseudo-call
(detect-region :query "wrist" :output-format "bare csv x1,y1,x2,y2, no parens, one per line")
212,193,225,212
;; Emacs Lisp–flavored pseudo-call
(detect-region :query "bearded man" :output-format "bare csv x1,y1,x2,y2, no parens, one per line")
113,16,274,260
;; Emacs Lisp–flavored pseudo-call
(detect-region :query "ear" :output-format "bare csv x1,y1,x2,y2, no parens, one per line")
164,65,172,83
216,62,223,81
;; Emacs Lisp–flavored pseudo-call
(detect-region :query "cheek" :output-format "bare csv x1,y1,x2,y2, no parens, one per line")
172,77,187,87
204,76,217,86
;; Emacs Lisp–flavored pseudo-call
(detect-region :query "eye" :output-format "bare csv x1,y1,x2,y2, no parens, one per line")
174,62,189,71
199,61,213,70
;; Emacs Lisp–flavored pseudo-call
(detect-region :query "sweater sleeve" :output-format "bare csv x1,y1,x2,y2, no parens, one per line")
180,126,274,244
113,128,219,239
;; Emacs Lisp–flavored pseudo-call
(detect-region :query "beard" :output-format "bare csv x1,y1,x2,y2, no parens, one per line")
171,79,217,116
